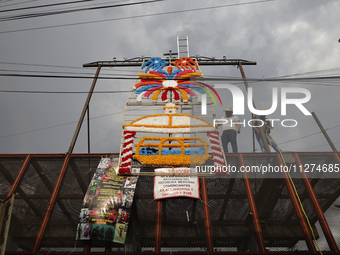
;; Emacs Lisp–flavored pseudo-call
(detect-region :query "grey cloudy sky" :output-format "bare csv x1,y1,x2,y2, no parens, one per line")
1,0,340,154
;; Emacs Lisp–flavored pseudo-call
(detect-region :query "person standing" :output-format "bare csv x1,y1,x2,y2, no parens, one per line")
252,110,281,153
217,107,241,153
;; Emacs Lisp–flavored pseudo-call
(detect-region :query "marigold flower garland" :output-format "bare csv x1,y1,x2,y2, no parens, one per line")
132,137,211,166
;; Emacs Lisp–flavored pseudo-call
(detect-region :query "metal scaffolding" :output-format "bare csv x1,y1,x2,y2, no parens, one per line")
1,152,340,254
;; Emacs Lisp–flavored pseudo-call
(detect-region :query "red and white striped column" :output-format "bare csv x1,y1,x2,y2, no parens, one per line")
119,131,136,174
207,131,226,173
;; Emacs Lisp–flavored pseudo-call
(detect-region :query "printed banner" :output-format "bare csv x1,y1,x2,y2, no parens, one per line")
154,168,199,200
76,158,139,244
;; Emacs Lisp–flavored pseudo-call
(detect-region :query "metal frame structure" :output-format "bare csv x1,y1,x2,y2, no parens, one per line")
74,56,263,167
82,56,257,68
2,55,340,254
1,152,340,254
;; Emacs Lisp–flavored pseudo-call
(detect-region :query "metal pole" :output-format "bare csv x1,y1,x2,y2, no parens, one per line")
276,154,316,252
32,154,70,253
252,114,255,153
87,105,90,154
201,178,213,254
84,241,91,253
68,65,101,154
155,200,162,254
6,154,31,200
311,112,337,151
239,155,266,252
294,153,339,252
238,63,270,152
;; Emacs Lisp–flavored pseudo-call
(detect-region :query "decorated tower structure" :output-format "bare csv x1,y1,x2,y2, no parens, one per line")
117,57,227,175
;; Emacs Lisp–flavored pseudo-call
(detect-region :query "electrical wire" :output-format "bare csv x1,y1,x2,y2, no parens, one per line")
0,61,94,69
277,124,340,146
0,0,274,34
0,89,131,94
0,68,139,77
277,131,322,145
2,72,340,85
298,141,340,152
0,110,126,139
268,67,340,79
0,73,137,79
0,0,164,22
0,0,99,13
0,61,141,73
2,62,339,82
0,0,37,8
0,106,150,139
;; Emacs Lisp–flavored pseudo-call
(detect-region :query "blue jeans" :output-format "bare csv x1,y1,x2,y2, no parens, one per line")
255,131,281,153
221,130,238,153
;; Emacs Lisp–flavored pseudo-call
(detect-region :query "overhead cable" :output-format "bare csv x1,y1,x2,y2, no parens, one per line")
0,0,98,13
0,0,164,22
0,90,131,94
0,0,274,34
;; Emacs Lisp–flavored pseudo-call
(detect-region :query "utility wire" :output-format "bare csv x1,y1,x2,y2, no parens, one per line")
0,89,131,94
0,61,88,69
298,141,340,151
0,106,150,139
0,61,141,73
0,0,37,8
0,0,274,34
0,73,137,79
2,73,340,86
277,124,340,147
0,61,94,69
0,110,126,139
278,131,322,145
2,61,340,80
268,67,340,79
0,68,139,77
0,0,164,22
204,75,340,82
0,0,98,13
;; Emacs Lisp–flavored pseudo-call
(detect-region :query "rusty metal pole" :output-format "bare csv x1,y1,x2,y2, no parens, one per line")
276,154,316,253
294,153,339,252
239,155,266,253
238,63,270,152
311,112,337,151
5,154,31,200
68,65,101,154
155,200,162,254
335,153,340,165
201,177,213,254
84,241,91,254
87,105,90,153
32,154,70,253
105,241,112,254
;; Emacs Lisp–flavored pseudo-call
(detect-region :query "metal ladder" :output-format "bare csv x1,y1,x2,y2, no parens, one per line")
177,36,190,58
177,36,193,117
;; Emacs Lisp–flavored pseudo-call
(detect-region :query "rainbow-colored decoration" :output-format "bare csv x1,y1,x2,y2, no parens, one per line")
134,57,222,105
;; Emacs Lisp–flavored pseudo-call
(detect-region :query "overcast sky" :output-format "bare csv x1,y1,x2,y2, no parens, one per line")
1,0,340,154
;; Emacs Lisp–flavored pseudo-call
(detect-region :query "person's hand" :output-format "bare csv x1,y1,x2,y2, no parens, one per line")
237,130,240,134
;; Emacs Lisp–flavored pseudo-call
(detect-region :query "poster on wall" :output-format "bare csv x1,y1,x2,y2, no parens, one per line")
154,167,199,200
76,158,139,244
